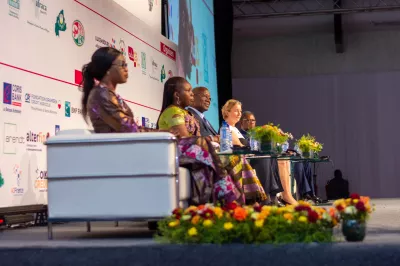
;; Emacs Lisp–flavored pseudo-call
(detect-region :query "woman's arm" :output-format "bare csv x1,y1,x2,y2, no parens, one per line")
231,129,244,147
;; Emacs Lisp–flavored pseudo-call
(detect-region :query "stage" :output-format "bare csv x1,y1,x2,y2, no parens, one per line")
0,199,399,265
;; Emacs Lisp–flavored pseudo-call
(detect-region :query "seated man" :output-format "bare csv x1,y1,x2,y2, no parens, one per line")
187,86,219,143
239,111,256,140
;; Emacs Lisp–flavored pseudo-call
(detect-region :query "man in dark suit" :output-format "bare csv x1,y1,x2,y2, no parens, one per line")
187,87,220,143
238,111,256,140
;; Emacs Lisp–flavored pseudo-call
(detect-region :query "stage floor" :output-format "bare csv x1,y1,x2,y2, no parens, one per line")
0,198,399,247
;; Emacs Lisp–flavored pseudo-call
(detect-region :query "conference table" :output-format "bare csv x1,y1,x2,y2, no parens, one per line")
217,151,332,199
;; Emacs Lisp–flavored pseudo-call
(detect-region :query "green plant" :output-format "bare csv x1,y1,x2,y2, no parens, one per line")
248,123,293,144
295,134,323,153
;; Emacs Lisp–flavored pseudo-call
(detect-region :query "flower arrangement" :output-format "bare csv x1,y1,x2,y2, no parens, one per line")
157,201,338,244
334,193,372,223
295,134,323,153
248,123,293,144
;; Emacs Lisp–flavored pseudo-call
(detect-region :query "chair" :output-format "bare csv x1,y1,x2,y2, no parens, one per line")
45,130,190,239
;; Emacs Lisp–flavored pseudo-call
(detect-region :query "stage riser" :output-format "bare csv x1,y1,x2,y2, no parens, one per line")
0,245,399,266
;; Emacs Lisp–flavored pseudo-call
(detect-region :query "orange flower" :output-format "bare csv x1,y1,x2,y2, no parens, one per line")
233,207,248,221
283,213,293,221
191,215,201,225
197,205,206,211
213,207,223,219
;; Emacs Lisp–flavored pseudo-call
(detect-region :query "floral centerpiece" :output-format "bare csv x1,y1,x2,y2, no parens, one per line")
248,123,293,153
334,193,373,242
157,201,338,244
295,134,323,158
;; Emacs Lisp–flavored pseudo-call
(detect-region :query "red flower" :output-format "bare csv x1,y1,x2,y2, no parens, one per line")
336,205,344,211
295,205,311,212
350,193,360,200
307,210,319,223
223,202,238,211
200,209,214,219
188,210,197,217
253,205,262,213
172,208,183,219
355,201,366,212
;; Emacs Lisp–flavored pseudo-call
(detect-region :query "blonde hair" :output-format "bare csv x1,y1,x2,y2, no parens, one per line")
221,99,242,119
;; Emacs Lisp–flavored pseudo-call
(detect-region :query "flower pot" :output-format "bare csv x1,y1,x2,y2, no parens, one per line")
301,150,314,159
342,219,366,242
260,140,275,153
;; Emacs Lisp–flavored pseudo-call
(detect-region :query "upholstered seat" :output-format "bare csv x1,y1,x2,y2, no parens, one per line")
45,130,190,238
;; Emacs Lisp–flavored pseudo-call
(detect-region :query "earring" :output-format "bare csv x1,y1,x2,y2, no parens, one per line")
176,97,181,106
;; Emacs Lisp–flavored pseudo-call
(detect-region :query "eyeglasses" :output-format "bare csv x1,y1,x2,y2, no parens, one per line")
113,62,128,68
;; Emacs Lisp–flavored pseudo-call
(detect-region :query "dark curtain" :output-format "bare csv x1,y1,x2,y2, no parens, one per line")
214,0,233,124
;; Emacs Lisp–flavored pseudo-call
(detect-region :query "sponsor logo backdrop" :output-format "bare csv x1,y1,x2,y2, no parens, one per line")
0,0,177,207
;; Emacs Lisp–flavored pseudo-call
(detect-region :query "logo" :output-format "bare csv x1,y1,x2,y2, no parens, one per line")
149,58,159,81
0,170,4,188
119,39,126,56
168,70,173,78
128,46,140,67
57,100,62,109
55,10,67,36
3,82,22,114
55,125,60,135
26,131,50,143
34,168,47,192
141,52,147,74
8,0,20,19
160,42,176,61
34,0,47,18
26,131,50,152
25,93,58,115
65,101,71,117
72,20,85,46
11,164,24,195
148,0,154,11
3,123,25,155
160,65,166,82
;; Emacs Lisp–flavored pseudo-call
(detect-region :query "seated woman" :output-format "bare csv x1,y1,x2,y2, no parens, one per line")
81,47,240,205
157,78,269,205
221,100,297,205
218,100,268,204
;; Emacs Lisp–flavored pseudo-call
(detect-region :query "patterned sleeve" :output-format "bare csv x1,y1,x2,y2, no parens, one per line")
90,87,139,133
160,106,186,129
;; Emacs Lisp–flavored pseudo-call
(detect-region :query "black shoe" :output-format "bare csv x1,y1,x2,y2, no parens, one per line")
260,200,275,206
274,198,286,207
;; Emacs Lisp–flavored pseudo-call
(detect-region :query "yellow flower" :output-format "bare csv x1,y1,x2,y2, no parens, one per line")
213,207,223,218
353,199,359,204
168,220,180,227
261,205,272,212
254,219,264,228
203,219,213,227
345,198,352,205
259,209,270,220
188,227,198,236
283,213,293,221
251,212,260,220
298,216,308,223
184,206,198,214
224,222,234,230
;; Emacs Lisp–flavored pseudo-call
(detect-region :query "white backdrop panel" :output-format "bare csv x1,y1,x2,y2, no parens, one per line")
0,0,177,207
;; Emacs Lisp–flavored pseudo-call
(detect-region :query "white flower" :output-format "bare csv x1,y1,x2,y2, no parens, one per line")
181,215,192,221
251,212,260,220
344,206,357,215
322,212,332,221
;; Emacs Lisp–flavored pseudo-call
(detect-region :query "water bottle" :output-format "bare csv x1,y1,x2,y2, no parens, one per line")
281,141,289,153
220,121,232,152
249,136,259,151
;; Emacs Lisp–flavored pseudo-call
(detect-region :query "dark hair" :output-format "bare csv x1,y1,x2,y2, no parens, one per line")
240,111,254,122
334,169,343,178
80,47,122,121
156,76,187,128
